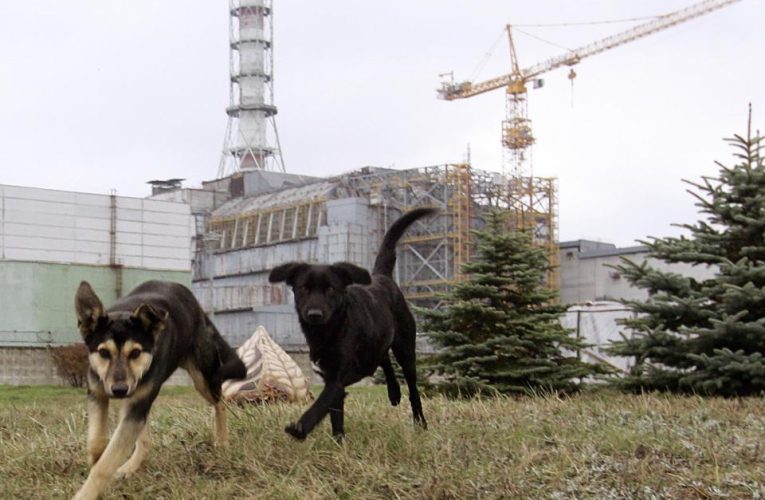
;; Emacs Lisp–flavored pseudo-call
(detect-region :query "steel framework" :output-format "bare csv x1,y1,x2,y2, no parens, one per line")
218,0,285,177
344,164,559,306
203,164,558,307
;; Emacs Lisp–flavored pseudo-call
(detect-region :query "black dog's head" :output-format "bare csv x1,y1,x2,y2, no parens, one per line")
75,281,167,398
269,262,371,326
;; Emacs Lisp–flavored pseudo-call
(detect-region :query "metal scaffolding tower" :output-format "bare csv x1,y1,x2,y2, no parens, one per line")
218,0,285,177
344,164,556,306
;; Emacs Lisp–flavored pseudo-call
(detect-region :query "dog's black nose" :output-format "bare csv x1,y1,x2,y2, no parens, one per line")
306,309,324,322
111,383,129,398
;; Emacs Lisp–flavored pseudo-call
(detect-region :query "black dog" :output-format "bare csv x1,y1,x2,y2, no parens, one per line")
269,207,436,440
72,280,246,500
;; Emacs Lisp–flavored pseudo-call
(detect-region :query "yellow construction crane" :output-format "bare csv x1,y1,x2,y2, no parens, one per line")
438,0,742,179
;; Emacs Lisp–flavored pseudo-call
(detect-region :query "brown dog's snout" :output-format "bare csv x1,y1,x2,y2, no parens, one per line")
111,382,129,398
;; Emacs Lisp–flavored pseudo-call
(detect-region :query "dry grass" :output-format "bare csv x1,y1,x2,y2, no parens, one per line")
1,385,765,499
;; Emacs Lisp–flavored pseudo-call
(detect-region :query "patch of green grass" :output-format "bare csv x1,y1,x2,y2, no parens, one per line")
0,385,83,404
1,385,765,498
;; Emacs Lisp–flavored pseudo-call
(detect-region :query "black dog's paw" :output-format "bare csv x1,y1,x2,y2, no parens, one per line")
285,422,307,440
415,416,428,430
332,432,346,444
388,386,401,406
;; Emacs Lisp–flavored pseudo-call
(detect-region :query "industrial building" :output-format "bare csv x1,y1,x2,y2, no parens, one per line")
558,239,715,305
557,240,717,372
174,164,556,355
0,184,193,384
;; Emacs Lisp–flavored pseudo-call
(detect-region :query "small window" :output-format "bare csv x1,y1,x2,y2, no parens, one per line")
283,208,296,240
269,211,283,242
296,205,309,237
256,213,269,245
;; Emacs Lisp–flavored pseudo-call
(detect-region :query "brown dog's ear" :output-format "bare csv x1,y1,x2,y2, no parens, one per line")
132,304,168,338
75,281,105,337
331,262,372,286
269,262,309,287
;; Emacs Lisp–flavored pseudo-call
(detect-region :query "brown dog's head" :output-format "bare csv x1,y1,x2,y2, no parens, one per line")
269,262,371,326
75,281,167,398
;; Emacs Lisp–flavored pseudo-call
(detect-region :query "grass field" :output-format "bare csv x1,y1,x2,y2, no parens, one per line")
1,385,765,499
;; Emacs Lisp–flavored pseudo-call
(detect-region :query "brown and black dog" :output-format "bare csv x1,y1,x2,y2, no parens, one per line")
269,207,436,440
72,280,245,500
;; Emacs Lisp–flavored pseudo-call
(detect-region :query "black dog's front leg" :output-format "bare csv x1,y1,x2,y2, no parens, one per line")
286,381,344,440
329,390,347,441
380,356,401,406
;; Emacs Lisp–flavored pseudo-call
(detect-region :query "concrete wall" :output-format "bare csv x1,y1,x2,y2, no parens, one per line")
0,261,191,347
0,347,59,385
0,184,192,271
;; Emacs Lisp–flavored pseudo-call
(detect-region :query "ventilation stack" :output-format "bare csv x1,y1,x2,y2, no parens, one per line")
218,0,285,177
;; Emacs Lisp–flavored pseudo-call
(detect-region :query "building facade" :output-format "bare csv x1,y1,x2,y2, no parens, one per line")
558,239,715,305
0,184,193,384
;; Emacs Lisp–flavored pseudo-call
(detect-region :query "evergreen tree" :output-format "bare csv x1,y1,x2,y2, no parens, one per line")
422,210,607,396
608,113,765,396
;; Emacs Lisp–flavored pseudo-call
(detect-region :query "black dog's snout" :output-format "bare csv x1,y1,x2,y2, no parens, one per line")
306,309,324,322
111,383,129,397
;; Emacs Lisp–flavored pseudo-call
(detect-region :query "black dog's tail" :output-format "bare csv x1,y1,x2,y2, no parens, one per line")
373,208,439,277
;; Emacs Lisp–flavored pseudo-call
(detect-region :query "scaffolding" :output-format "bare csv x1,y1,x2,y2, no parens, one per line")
343,164,559,305
202,164,559,306
507,176,560,292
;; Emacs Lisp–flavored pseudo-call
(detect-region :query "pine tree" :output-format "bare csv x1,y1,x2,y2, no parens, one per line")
608,112,765,396
422,210,607,396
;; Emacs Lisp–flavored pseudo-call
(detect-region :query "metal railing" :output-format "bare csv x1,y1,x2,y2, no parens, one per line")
0,330,79,348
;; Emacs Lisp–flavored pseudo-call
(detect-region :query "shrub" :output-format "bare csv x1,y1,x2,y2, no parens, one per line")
49,344,89,388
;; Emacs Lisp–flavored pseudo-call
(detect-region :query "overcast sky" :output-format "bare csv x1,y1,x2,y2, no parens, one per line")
0,1,762,247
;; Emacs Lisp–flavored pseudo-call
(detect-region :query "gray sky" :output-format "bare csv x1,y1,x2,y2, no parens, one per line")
0,1,762,247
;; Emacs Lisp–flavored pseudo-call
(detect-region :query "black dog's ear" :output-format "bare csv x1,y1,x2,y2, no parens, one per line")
269,262,309,287
75,281,105,338
331,262,372,286
132,303,168,338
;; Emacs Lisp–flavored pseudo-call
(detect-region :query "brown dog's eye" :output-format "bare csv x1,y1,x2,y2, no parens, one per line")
98,349,111,359
128,349,142,360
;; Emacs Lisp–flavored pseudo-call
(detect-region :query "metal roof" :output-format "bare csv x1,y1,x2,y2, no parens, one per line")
211,179,357,217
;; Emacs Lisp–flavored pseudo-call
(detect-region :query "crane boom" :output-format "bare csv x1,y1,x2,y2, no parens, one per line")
439,0,741,100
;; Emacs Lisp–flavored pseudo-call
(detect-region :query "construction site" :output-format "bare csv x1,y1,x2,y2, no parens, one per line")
0,0,744,382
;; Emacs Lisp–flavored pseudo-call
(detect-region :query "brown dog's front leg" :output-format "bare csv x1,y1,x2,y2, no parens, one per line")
86,390,109,465
286,382,344,440
74,413,146,500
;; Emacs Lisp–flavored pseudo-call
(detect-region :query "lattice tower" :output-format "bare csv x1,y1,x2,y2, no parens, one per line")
218,0,285,177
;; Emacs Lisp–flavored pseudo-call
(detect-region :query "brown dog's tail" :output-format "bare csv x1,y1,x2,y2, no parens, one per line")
372,207,439,277
205,316,247,382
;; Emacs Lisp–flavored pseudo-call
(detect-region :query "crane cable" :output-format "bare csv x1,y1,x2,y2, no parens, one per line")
467,30,507,83
466,14,665,82
513,28,573,52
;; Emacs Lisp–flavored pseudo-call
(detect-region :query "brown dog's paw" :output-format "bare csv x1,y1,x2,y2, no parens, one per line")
285,422,307,440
